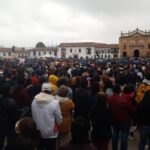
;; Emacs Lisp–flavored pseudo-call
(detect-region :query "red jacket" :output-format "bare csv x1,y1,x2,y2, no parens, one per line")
107,93,134,125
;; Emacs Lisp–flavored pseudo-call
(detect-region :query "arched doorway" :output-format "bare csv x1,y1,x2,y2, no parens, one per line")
134,49,139,57
123,52,127,57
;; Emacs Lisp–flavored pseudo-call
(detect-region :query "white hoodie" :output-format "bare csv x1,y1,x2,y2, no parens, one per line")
31,92,62,139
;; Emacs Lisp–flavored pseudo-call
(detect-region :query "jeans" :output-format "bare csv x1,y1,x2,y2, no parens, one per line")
112,124,129,150
139,126,150,150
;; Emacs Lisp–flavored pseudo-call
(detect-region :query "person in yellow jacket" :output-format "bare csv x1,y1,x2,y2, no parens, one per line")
48,75,59,95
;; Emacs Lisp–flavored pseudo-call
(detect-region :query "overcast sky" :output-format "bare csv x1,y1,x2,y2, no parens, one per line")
0,0,150,47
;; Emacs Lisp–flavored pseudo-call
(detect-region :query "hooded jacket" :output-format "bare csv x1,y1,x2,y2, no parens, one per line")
31,92,62,139
56,95,74,134
48,75,58,95
135,79,150,125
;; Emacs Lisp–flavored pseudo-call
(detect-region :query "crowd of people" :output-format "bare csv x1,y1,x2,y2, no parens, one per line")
0,57,150,150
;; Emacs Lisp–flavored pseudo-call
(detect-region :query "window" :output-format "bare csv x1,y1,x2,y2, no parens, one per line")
86,48,91,54
33,51,36,56
114,54,118,58
49,51,51,55
79,49,81,53
44,52,46,55
61,48,66,58
3,53,5,56
123,52,127,57
39,51,41,56
70,49,72,53
148,44,150,49
95,50,99,56
8,52,11,56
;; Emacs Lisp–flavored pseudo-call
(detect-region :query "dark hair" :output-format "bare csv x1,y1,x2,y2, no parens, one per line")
18,117,40,140
123,84,135,94
104,79,113,89
96,92,107,104
92,75,100,82
80,78,87,88
91,81,100,95
112,84,121,94
71,117,90,144
58,85,69,97
43,90,51,94
144,70,150,80
57,77,68,87
1,83,11,96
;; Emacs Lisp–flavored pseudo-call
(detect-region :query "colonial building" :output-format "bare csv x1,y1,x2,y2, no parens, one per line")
12,47,30,58
29,47,57,58
29,42,57,58
0,47,12,58
58,42,119,59
119,28,150,58
0,46,30,59
95,44,119,59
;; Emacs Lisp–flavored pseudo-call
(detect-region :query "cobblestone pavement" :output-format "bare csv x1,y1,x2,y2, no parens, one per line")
109,131,140,150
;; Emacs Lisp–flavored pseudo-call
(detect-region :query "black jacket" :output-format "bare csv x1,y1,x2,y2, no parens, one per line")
135,90,150,126
90,103,112,141
0,95,19,131
74,88,90,119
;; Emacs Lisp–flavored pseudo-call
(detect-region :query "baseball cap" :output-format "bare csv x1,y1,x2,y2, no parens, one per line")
42,83,52,92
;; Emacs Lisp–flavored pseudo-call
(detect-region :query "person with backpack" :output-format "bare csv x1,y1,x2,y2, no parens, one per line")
134,69,150,150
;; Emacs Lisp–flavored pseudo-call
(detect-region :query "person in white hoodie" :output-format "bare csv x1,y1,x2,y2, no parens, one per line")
31,83,62,150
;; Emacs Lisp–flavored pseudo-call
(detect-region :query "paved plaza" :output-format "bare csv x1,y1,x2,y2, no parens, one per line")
109,131,140,150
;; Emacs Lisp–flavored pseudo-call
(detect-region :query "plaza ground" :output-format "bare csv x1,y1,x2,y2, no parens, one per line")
109,131,140,150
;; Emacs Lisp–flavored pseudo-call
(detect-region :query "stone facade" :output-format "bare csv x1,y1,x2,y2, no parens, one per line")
119,28,150,58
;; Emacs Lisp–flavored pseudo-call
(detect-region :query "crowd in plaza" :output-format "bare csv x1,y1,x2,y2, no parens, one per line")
0,57,150,150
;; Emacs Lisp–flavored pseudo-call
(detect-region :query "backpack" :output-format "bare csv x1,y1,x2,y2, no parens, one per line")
135,83,150,103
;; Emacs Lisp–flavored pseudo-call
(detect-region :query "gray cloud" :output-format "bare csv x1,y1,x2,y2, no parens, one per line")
52,0,150,16
0,0,150,47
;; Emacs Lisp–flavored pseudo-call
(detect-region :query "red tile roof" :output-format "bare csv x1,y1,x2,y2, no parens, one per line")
59,42,119,48
59,42,106,47
0,47,12,52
